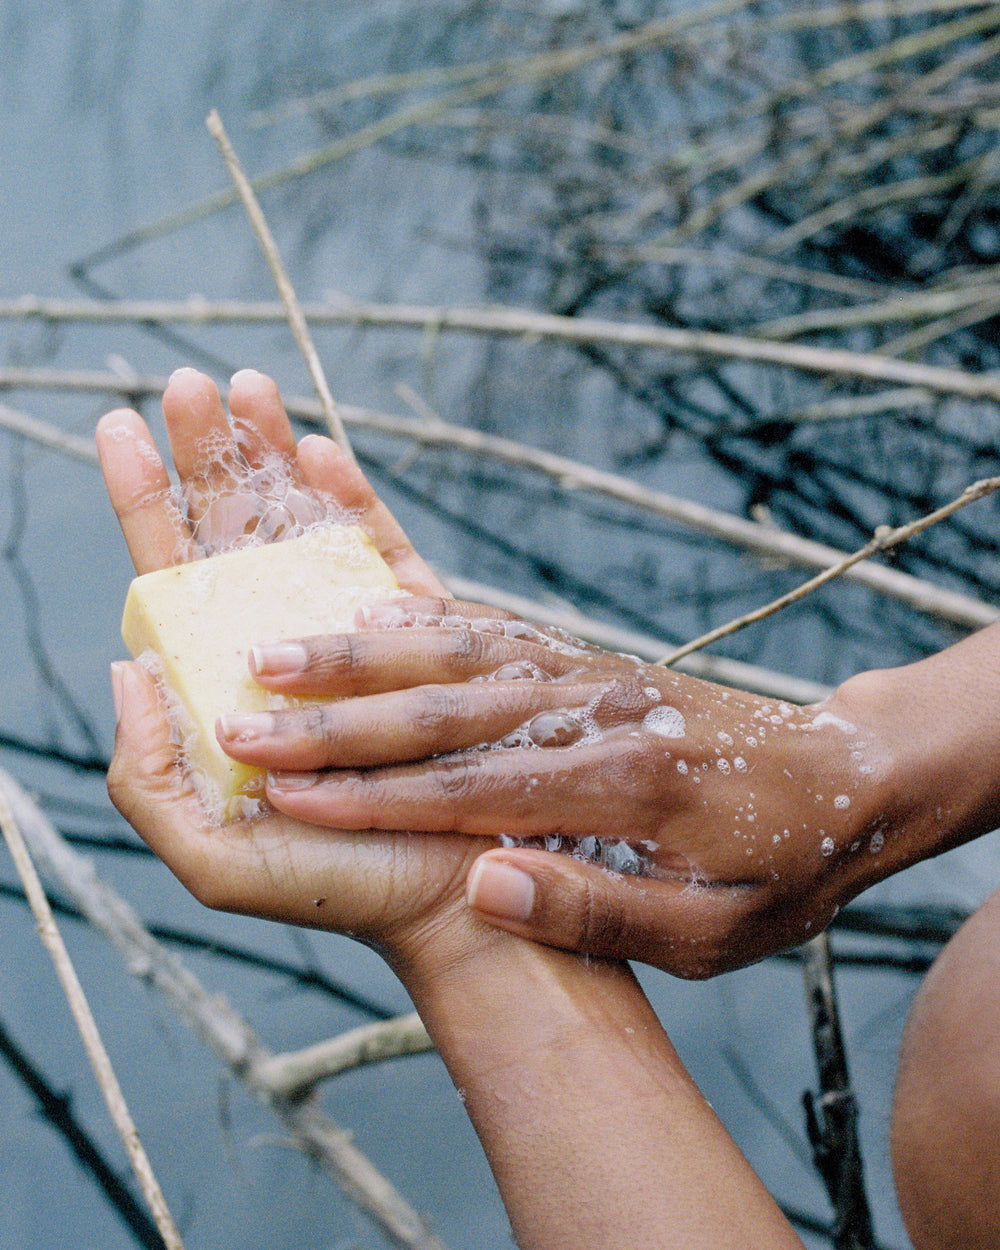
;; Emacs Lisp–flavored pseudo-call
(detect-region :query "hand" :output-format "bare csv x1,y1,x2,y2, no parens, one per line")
217,595,901,975
96,367,485,967
97,369,810,1250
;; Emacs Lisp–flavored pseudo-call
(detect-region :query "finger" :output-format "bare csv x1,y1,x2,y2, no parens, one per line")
226,368,298,465
296,434,447,597
161,367,235,485
264,736,658,836
107,661,387,929
107,660,218,866
218,678,605,769
96,408,193,574
247,626,603,695
464,848,753,978
361,597,612,660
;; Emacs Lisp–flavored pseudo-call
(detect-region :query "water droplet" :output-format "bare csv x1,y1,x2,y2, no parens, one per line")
526,710,585,748
820,836,835,856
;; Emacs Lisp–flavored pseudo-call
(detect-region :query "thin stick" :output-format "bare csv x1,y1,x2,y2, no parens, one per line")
801,934,876,1250
0,789,185,1250
6,294,1000,404
254,1013,433,1101
1,370,994,629
1,770,448,1250
205,109,356,464
659,474,1000,665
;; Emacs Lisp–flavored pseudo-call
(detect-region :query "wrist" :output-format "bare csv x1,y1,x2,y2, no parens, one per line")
830,633,1000,888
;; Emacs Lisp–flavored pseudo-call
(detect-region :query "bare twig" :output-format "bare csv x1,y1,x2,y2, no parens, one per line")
6,292,1000,404
1,371,994,629
801,934,876,1250
0,771,449,1250
205,110,355,463
659,475,1000,666
255,1013,432,1101
0,785,185,1250
0,401,100,464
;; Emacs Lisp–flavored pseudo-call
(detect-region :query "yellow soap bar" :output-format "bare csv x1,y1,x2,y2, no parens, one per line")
122,525,400,821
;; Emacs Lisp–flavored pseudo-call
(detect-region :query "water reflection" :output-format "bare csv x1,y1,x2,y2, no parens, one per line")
2,4,999,1248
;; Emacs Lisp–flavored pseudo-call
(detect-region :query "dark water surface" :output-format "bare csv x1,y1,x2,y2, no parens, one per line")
1,4,998,1248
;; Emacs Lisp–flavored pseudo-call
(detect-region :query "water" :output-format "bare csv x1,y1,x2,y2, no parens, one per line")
2,4,999,1248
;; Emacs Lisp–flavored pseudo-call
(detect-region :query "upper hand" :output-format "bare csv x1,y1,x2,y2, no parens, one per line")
217,595,897,976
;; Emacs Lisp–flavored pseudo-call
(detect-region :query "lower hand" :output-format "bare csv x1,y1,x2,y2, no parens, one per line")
97,369,486,969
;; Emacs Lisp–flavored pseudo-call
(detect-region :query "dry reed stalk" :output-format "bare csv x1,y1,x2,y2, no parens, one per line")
205,109,355,462
6,295,1000,403
660,474,1000,666
0,784,185,1250
0,371,993,629
768,159,985,253
0,770,449,1250
881,296,1000,356
253,1013,432,1101
659,17,1000,247
753,280,1000,339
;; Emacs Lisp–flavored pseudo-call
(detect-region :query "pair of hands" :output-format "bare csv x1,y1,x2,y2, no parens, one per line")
97,368,905,977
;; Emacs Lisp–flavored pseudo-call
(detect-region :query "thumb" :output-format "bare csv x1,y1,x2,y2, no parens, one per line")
465,848,750,978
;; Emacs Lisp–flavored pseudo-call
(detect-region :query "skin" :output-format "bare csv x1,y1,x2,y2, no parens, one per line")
192,376,1000,1247
96,367,806,1250
891,887,1000,1250
220,594,1000,977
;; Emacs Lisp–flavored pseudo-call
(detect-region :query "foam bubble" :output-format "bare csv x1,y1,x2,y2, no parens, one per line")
809,711,858,735
643,705,686,738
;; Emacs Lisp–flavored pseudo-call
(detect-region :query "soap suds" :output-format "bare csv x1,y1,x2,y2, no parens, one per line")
643,705,686,738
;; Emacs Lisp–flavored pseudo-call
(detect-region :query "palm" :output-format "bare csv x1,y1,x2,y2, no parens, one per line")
97,368,484,946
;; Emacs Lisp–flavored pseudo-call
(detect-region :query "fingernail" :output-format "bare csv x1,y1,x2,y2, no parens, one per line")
250,642,308,676
230,368,264,387
218,712,275,741
110,662,126,721
358,600,411,627
467,858,534,923
267,771,319,791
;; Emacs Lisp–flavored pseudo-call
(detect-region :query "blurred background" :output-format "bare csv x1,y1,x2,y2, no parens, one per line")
2,2,999,1246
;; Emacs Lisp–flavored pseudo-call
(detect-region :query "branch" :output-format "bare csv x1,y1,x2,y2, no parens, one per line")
659,474,1000,666
205,110,355,463
0,783,185,1250
801,935,877,1250
254,1013,432,1101
0,770,449,1250
5,294,1000,403
2,367,995,630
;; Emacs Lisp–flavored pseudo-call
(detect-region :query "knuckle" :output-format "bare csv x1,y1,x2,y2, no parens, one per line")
301,702,342,754
430,754,482,803
578,879,631,956
309,632,363,681
446,628,489,670
408,684,457,735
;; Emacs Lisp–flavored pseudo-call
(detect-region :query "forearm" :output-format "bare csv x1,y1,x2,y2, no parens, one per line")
396,917,803,1250
831,617,1000,890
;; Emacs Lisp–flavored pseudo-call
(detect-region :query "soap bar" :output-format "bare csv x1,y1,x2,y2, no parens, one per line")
122,525,400,821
